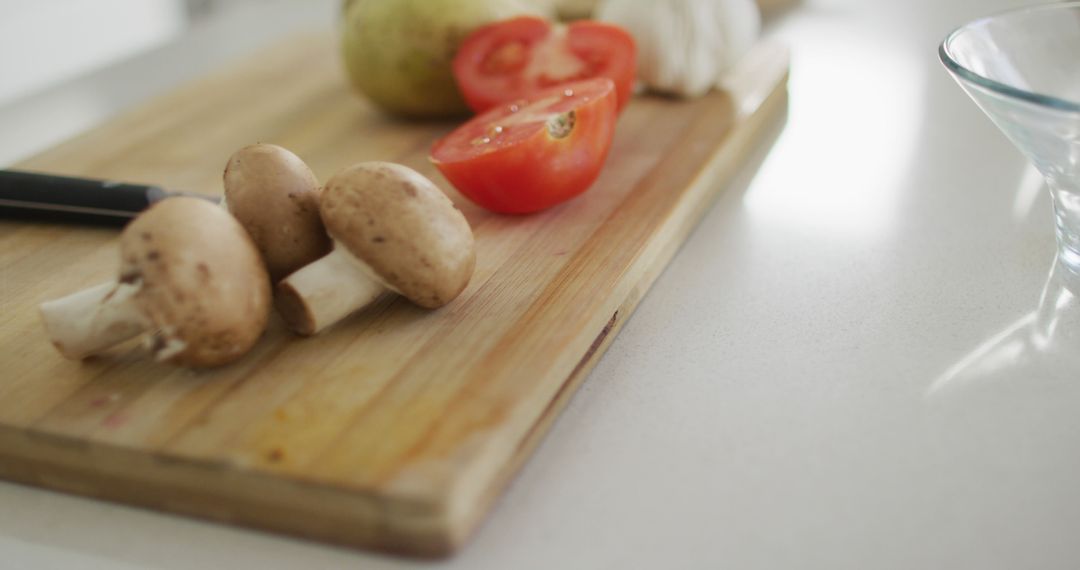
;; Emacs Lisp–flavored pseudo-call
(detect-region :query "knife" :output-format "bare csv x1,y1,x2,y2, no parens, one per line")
0,169,219,226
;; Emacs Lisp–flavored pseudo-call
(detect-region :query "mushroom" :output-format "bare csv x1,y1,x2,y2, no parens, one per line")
39,197,272,367
276,162,475,335
222,143,332,281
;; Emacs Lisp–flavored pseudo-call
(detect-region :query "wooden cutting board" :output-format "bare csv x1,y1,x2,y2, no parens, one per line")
0,34,788,557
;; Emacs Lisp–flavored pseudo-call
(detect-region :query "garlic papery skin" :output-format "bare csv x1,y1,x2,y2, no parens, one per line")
717,0,762,75
597,0,761,97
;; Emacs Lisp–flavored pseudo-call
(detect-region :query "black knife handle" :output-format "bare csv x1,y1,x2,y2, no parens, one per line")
0,169,167,226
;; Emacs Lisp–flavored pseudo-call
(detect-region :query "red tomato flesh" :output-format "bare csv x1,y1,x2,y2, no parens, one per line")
430,77,618,214
453,16,636,114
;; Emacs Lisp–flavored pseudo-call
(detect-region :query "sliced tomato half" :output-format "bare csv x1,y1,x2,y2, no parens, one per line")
431,77,618,214
452,16,636,114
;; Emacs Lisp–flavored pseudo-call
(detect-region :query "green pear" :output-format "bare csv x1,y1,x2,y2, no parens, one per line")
341,0,552,118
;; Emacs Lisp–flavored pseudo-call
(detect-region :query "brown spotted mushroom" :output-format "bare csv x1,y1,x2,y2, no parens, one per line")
276,162,475,336
222,143,331,281
39,197,271,367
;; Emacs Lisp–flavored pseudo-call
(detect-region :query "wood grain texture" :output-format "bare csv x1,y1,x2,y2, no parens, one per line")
0,34,789,557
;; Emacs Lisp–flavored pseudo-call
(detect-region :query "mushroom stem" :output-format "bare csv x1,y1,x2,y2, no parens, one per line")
276,246,387,336
39,280,149,359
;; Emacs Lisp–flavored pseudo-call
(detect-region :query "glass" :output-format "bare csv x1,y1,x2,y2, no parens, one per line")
934,2,1080,390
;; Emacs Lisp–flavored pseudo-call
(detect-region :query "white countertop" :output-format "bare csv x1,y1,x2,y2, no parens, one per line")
3,0,1078,568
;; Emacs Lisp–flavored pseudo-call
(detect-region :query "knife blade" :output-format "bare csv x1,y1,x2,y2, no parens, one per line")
0,169,219,226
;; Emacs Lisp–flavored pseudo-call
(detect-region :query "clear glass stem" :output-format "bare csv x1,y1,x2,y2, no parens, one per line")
1032,251,1080,352
1049,180,1080,281
1034,180,1080,350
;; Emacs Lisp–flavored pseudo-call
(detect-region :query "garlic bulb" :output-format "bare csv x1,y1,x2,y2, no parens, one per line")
597,0,761,97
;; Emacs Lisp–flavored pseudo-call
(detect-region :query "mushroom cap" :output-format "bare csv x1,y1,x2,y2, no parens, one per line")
223,143,331,280
120,197,271,367
320,162,476,308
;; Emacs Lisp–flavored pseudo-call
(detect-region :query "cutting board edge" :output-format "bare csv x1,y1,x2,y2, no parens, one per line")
0,422,462,557
446,75,792,553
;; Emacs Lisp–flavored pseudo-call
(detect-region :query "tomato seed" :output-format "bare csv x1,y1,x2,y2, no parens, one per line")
481,41,529,75
546,110,576,139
